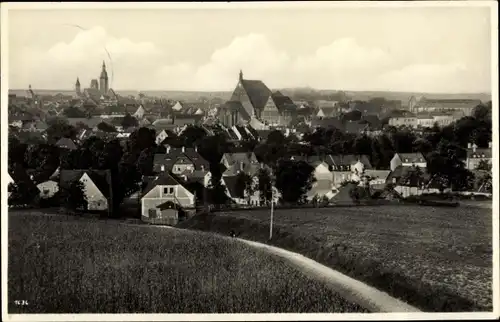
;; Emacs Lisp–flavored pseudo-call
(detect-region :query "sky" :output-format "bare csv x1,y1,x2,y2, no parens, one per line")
6,5,493,93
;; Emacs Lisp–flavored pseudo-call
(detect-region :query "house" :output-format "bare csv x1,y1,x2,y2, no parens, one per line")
306,161,334,200
259,91,297,127
310,117,345,131
182,169,212,188
325,154,372,187
59,169,113,213
55,137,77,150
220,152,259,170
141,173,196,225
364,170,391,186
7,165,39,202
386,166,438,197
416,115,435,128
410,97,481,116
388,116,418,128
431,113,458,127
153,146,209,174
390,153,427,171
222,160,265,177
326,154,372,173
156,129,171,145
26,168,60,199
221,174,261,206
465,142,492,170
133,105,146,119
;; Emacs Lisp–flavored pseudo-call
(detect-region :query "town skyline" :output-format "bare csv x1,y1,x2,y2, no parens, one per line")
7,4,493,93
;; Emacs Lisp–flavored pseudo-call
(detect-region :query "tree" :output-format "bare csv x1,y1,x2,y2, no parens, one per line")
178,125,207,148
349,186,361,205
235,172,254,204
275,160,315,204
257,168,273,205
97,122,117,133
60,179,88,212
266,130,287,146
121,113,139,129
46,119,77,144
137,147,156,176
476,159,492,172
63,106,87,118
208,164,229,208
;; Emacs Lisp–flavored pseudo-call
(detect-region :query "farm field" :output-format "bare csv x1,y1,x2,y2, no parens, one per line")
8,212,368,313
178,205,493,312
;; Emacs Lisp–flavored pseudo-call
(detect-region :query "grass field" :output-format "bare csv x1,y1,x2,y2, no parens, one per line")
8,213,368,313
178,205,493,312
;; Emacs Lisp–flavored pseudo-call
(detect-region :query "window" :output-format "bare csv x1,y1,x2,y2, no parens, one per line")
163,187,174,195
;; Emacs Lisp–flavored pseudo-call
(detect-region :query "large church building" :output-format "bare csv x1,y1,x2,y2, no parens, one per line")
75,61,117,106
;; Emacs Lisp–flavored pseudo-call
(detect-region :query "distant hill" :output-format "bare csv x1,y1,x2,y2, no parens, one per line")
9,88,491,104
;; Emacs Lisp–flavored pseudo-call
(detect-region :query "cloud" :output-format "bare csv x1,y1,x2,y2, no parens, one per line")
10,27,489,93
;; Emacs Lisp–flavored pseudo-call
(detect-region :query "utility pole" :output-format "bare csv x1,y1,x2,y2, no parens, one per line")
269,167,275,241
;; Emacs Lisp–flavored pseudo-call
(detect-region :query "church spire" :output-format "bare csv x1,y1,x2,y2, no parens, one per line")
239,69,243,81
76,77,80,86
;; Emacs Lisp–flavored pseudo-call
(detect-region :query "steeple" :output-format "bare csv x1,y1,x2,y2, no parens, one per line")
75,77,81,95
239,69,243,81
99,60,109,94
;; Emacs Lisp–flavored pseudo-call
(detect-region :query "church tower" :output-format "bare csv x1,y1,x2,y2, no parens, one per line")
75,77,81,95
99,60,109,94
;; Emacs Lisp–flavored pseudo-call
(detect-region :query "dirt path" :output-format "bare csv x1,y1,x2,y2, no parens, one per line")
138,224,422,313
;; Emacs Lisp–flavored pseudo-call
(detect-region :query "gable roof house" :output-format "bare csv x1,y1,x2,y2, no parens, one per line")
59,169,113,214
7,164,40,202
220,152,259,170
221,174,261,207
141,173,196,225
390,152,427,171
55,137,78,150
153,146,209,175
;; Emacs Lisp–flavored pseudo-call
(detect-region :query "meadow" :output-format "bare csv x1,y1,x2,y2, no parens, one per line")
178,204,493,312
8,212,368,313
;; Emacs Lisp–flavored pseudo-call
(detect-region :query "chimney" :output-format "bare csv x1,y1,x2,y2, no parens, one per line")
201,165,205,172
194,145,198,152
488,141,492,149
182,146,185,153
468,143,472,149
166,146,171,154
472,144,477,153
160,165,165,172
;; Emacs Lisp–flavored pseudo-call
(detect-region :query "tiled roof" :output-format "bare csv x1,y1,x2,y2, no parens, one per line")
326,154,372,168
386,166,432,187
223,152,258,165
397,153,426,163
55,137,77,150
67,117,103,128
142,173,181,196
311,117,344,131
59,169,113,199
271,92,297,113
233,79,272,112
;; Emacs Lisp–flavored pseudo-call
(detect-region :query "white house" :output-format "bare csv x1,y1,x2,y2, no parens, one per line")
133,105,146,119
37,180,59,199
59,170,113,212
155,130,169,145
390,153,427,171
141,174,195,222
